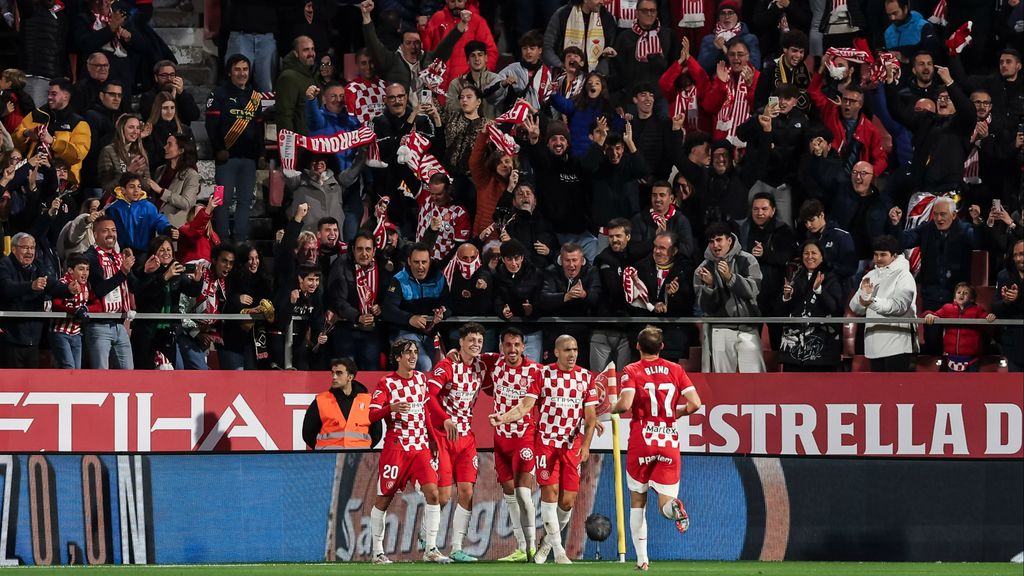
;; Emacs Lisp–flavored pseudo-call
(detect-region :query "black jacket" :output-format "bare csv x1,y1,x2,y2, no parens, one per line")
634,254,695,356
893,220,981,306
447,266,493,316
502,208,558,270
594,246,640,317
582,143,649,233
0,253,71,346
17,0,68,79
205,82,265,160
775,265,844,367
528,142,591,234
326,254,394,329
629,209,697,265
492,260,545,319
538,263,602,316
740,217,797,314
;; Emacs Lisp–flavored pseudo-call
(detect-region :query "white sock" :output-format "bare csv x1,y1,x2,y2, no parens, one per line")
556,506,572,531
661,499,681,520
423,503,441,551
540,501,561,548
516,486,536,551
371,506,387,556
451,505,472,553
504,493,527,550
630,507,648,565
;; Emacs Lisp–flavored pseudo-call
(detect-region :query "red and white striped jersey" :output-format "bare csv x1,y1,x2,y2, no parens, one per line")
428,356,486,435
484,354,542,439
620,358,695,449
370,371,432,451
532,364,598,448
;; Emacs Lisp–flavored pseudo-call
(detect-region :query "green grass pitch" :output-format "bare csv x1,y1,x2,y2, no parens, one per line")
2,562,1021,575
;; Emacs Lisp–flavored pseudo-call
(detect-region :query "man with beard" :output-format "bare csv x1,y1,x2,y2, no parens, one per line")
539,242,602,367
493,239,546,361
80,79,124,194
958,88,1016,217
810,57,888,177
633,231,695,362
754,30,811,113
630,181,696,263
689,138,768,230
139,60,201,125
593,218,640,373
950,48,1023,128
739,192,795,347
993,239,1024,372
313,217,346,279
499,183,558,270
275,36,318,135
326,231,392,370
14,78,91,187
382,242,449,371
882,0,940,62
584,122,649,249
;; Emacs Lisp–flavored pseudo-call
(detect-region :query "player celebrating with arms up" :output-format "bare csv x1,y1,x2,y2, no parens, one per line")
367,339,451,565
426,322,488,562
612,326,702,571
491,334,599,565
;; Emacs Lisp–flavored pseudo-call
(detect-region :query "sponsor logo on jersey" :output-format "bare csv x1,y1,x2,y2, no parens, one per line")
638,454,674,466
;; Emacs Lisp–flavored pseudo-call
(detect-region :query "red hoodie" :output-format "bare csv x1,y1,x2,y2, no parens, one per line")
176,209,220,264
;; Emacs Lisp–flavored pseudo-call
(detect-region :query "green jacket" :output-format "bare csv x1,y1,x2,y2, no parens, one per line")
275,52,317,135
362,22,462,92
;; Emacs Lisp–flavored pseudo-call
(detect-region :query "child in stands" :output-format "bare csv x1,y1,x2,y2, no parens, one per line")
923,282,996,372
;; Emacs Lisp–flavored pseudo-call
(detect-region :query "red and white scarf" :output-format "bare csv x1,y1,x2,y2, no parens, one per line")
495,100,532,124
92,9,125,56
676,0,706,28
187,266,225,328
525,64,554,106
418,60,448,98
715,73,752,144
345,77,387,124
671,84,699,132
443,253,481,287
623,266,654,310
831,0,848,9
655,265,672,291
278,125,377,171
608,0,637,27
633,20,663,63
355,262,378,314
929,0,947,26
398,129,447,182
52,272,90,336
416,200,470,261
372,197,391,250
713,21,742,42
651,203,677,230
963,116,990,184
95,247,131,313
488,124,520,156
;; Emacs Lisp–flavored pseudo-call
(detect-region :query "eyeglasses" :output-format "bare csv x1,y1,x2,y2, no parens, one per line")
851,170,873,178
320,62,334,68
971,100,992,106
384,94,407,100
13,244,35,251
636,7,658,14
936,95,951,102
156,72,175,79
102,91,123,98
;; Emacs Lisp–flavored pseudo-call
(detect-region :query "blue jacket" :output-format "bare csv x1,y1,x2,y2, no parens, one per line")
305,99,360,172
884,11,936,54
895,220,981,305
697,23,761,75
105,198,172,253
381,267,449,330
549,94,626,158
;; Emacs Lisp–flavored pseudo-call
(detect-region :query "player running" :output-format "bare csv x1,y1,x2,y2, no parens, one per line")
367,339,451,564
484,327,540,562
426,322,488,562
491,334,599,565
611,326,702,571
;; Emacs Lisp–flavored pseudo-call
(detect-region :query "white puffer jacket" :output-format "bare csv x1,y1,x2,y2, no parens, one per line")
848,255,919,359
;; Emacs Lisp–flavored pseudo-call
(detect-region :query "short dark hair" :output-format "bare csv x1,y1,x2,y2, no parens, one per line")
408,242,431,257
353,230,376,245
872,234,900,255
632,82,656,97
459,322,486,339
606,217,632,235
500,239,526,258
725,37,750,54
912,50,933,63
330,357,358,377
297,264,321,278
49,78,73,93
322,80,345,93
500,326,526,344
520,29,544,48
119,172,143,187
651,180,674,195
637,325,664,355
654,230,678,251
317,216,339,230
751,191,777,208
93,214,115,227
560,242,584,256
100,79,124,92
705,220,734,240
683,131,711,154
66,253,90,269
887,0,909,8
773,83,800,100
211,243,235,262
780,30,809,52
799,199,825,222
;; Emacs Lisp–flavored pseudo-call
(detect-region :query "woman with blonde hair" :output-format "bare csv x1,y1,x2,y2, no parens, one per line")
97,113,150,195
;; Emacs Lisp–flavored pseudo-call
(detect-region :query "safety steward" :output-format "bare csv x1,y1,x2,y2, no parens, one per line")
302,357,383,449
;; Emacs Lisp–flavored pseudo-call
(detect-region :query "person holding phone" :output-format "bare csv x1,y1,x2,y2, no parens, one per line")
131,235,202,369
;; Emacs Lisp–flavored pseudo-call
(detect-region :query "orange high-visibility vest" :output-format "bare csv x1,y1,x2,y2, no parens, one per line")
315,390,372,449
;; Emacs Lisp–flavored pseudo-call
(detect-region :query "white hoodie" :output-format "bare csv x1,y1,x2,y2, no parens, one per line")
848,254,919,359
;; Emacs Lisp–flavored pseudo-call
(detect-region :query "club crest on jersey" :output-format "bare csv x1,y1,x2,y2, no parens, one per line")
472,455,479,470
387,480,395,490
430,458,439,471
519,447,534,461
539,469,550,481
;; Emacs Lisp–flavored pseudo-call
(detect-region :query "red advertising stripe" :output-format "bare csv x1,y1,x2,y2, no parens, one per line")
0,371,1019,458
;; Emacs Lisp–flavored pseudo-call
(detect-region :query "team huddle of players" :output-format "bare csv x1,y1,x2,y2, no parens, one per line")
366,324,702,570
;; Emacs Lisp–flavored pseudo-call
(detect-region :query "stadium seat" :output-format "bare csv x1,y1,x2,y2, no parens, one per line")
971,250,990,287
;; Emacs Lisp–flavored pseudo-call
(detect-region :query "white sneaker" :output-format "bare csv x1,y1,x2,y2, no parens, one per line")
553,545,572,564
424,547,452,563
533,541,552,564
372,553,392,565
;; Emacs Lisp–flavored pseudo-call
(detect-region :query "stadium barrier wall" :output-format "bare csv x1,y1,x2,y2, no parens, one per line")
0,371,1020,458
0,453,1019,566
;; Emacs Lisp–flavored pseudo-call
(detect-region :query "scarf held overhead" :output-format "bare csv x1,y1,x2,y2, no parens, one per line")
277,125,377,171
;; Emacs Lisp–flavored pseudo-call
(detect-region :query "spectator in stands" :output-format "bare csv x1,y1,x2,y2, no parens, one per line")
754,31,811,113
609,0,677,107
543,0,617,74
524,116,597,263
85,215,137,369
584,122,648,250
740,87,807,226
630,180,696,263
440,86,487,215
423,0,498,91
593,218,638,371
797,199,858,292
0,69,35,137
634,230,696,363
740,191,796,347
994,239,1024,372
272,263,328,371
552,46,586,102
704,138,768,230
381,241,449,371
848,234,918,372
314,53,340,89
177,196,221,264
698,0,761,74
49,253,93,369
500,182,557,270
923,282,997,372
81,80,124,193
312,217,346,280
702,39,760,144
142,91,191,176
70,53,127,117
467,121,515,237
416,173,471,262
305,82,363,241
815,0,867,51
486,30,552,111
753,0,811,59
959,88,1015,217
345,48,388,125
302,357,383,450
445,41,498,119
550,72,624,158
809,61,888,177
539,241,602,367
950,48,1023,133
889,196,982,354
285,2,332,64
73,3,138,107
104,172,176,258
56,198,103,260
206,54,264,243
694,221,764,373
276,36,318,135
882,0,940,62
660,38,713,136
222,0,278,92
444,242,493,335
148,133,200,230
0,151,45,234
14,78,91,188
139,61,201,127
0,231,74,367
131,235,200,369
14,0,68,106
326,230,392,370
179,243,235,370
776,239,844,372
493,238,545,360
627,82,673,183
222,243,273,370
97,113,150,195
287,154,345,236
360,0,463,97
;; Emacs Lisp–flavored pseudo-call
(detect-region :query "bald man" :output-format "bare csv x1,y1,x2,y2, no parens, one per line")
276,35,318,134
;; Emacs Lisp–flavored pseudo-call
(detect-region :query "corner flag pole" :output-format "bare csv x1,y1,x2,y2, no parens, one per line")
604,362,626,563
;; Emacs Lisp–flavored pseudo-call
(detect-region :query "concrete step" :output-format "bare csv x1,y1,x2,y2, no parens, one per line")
178,62,220,91
154,27,214,64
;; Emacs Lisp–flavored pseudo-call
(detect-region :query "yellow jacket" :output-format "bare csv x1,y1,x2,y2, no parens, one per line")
13,107,91,186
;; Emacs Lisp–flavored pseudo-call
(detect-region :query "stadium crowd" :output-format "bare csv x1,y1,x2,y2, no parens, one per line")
0,0,1021,373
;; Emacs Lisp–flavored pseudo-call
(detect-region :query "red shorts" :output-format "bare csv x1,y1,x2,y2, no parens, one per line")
435,431,479,487
535,437,582,492
377,446,438,497
625,440,680,496
493,433,536,484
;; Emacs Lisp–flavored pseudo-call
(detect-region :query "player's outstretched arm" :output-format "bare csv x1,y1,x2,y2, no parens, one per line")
488,396,537,427
674,388,702,418
610,388,635,415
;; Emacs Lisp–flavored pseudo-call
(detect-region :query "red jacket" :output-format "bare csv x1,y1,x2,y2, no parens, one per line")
177,209,220,264
421,6,498,92
659,59,714,134
808,73,888,176
927,302,989,357
702,68,760,142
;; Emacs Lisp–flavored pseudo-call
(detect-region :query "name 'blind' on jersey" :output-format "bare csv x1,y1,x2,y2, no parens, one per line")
369,371,431,451
534,364,599,449
428,357,487,435
620,358,695,449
